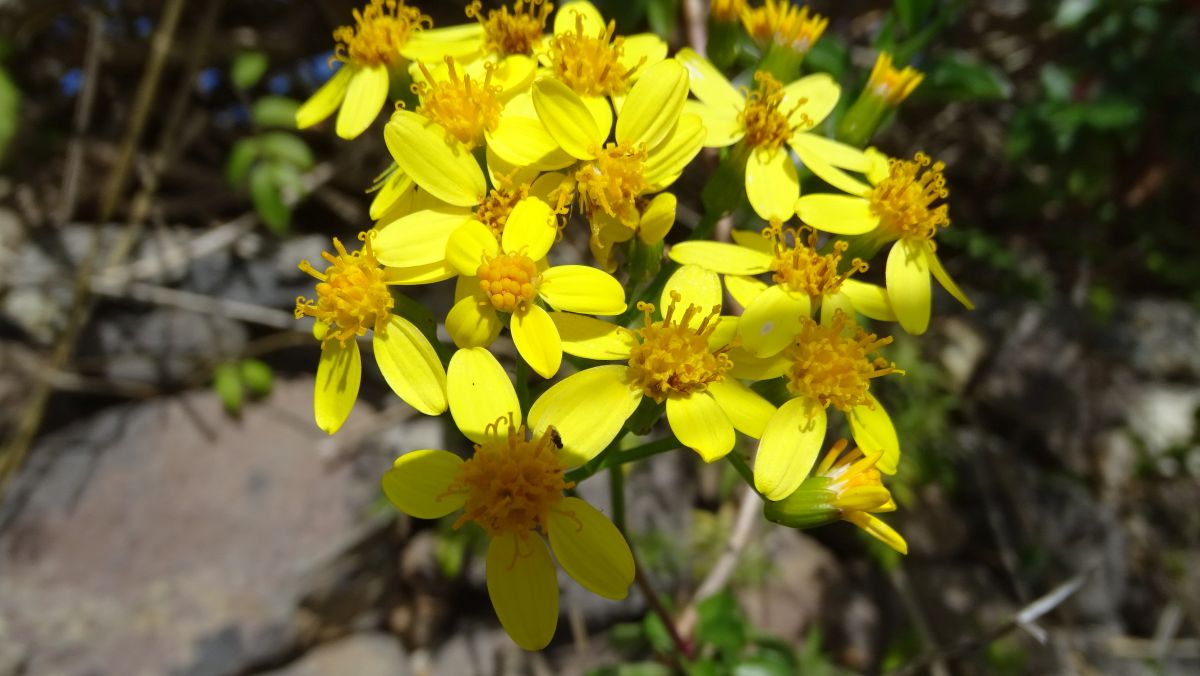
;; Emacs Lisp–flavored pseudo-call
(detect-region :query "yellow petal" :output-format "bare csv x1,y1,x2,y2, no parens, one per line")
865,147,891,184
487,533,559,651
368,167,416,221
845,512,909,554
727,348,790,381
446,219,501,276
708,315,739,350
707,378,776,438
532,77,602,160
637,192,676,244
384,261,457,285
487,115,576,170
675,47,743,112
685,99,743,148
512,305,563,379
547,497,635,599
448,347,520,444
385,110,486,207
886,238,931,335
296,66,351,129
755,398,826,500
617,59,688,149
314,338,361,435
500,197,557,261
791,133,873,196
529,366,642,467
373,316,448,416
668,241,772,275
848,393,900,475
730,228,773,254
783,73,840,129
554,0,605,36
794,194,880,235
662,264,722,316
643,113,705,191
538,265,627,315
336,64,388,140
550,312,634,360
381,450,466,519
582,95,614,139
738,284,811,357
446,294,503,348
486,146,543,190
667,392,735,462
402,24,486,61
725,274,769,310
838,279,896,322
746,148,799,222
926,241,974,310
820,287,856,326
620,33,668,75
374,207,471,268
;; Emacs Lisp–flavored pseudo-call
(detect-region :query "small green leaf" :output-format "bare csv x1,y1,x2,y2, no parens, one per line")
225,138,261,187
252,96,301,129
231,51,269,90
922,53,1013,101
259,131,314,169
696,589,747,656
239,359,274,398
214,362,244,415
894,0,934,34
0,66,17,163
249,164,291,234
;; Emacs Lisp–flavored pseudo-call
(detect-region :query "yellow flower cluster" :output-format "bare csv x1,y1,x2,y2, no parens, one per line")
290,0,970,651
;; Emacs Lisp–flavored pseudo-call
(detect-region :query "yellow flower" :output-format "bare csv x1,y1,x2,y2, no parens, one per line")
747,311,900,501
675,48,841,221
295,0,430,140
382,347,634,651
865,52,923,106
538,265,777,462
404,0,553,67
795,149,974,335
439,196,627,379
763,438,908,554
670,223,896,356
740,0,828,55
710,0,747,24
294,233,447,434
587,192,677,272
531,58,704,263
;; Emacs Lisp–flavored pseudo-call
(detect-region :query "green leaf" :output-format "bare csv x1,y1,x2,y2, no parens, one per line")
641,604,675,655
231,51,269,90
252,96,301,129
1039,63,1073,101
249,164,291,234
225,138,261,187
922,53,1013,101
1082,99,1139,130
803,33,848,79
239,359,274,398
645,0,678,40
696,589,747,656
214,362,244,415
258,131,314,168
0,66,20,163
733,658,793,676
894,0,934,34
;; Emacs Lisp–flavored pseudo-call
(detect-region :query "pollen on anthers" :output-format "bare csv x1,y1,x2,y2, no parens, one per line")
765,223,867,298
477,251,540,313
869,152,950,241
741,0,828,54
414,57,502,148
444,413,575,537
785,311,900,411
295,232,393,344
576,141,649,226
466,0,552,56
740,71,812,152
627,293,732,402
547,12,640,97
333,0,431,67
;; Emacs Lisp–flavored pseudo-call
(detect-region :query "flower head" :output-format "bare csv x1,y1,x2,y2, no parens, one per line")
869,152,950,242
334,0,429,67
628,293,732,403
295,233,393,345
547,4,641,97
466,0,553,56
710,0,747,23
413,57,504,149
764,439,908,554
741,0,827,55
866,52,924,107
785,312,898,411
740,71,812,152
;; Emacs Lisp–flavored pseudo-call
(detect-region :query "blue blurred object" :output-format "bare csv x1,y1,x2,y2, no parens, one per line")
197,67,221,95
61,68,83,97
267,74,291,95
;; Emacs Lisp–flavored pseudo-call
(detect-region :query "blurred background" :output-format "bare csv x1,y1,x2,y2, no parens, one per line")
1,0,1199,674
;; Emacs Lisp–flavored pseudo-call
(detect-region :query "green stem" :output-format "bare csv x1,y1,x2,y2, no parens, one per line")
727,451,756,492
564,435,679,484
609,464,626,534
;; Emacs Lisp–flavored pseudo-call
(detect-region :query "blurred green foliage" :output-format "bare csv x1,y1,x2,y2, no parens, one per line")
213,358,275,415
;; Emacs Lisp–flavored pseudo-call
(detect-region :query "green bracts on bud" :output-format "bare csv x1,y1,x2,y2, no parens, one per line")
763,478,841,530
836,92,891,148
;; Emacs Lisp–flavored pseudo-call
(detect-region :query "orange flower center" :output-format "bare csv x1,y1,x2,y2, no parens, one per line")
740,0,827,54
466,0,552,56
547,12,638,97
868,152,950,241
766,224,867,298
414,58,502,149
333,0,430,67
448,417,573,537
576,141,649,226
295,233,393,344
477,252,539,313
740,71,810,152
627,293,731,402
867,52,924,106
785,312,898,410
814,439,893,513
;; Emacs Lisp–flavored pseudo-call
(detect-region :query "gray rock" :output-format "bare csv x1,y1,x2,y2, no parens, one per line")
257,633,409,676
0,378,400,676
1113,300,1200,380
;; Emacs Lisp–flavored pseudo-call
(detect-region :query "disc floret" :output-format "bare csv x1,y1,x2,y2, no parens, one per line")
869,152,950,241
547,13,638,96
334,0,430,67
785,312,898,410
628,293,732,402
576,141,649,225
740,71,811,152
414,57,503,148
466,0,552,56
766,224,867,298
295,233,393,344
477,252,540,313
